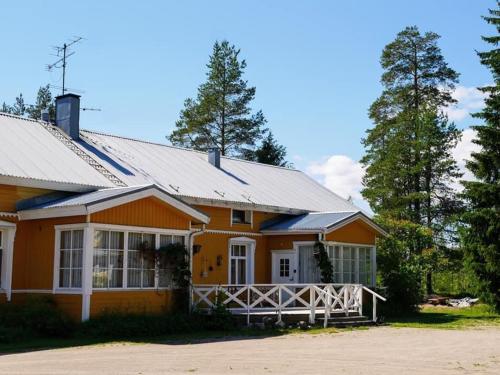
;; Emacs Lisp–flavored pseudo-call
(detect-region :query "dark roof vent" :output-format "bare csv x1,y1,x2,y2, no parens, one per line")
55,93,80,140
208,148,221,168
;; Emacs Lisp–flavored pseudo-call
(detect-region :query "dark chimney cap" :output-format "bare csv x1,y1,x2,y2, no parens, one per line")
208,148,221,168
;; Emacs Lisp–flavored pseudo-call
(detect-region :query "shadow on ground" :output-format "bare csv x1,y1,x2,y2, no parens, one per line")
0,330,288,356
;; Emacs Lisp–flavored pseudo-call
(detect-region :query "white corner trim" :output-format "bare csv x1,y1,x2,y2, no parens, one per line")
0,224,16,301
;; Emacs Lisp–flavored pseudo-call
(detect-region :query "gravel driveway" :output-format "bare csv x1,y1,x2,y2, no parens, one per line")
1,327,499,374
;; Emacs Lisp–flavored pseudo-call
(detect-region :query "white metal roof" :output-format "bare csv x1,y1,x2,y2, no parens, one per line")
0,113,114,191
78,130,361,213
0,112,362,214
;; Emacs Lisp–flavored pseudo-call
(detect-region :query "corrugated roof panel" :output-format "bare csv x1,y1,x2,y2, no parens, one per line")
0,113,115,189
25,185,151,209
79,131,361,213
261,211,358,231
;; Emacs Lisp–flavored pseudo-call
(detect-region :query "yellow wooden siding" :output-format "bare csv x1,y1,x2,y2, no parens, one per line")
90,290,177,316
193,233,270,284
194,205,279,232
266,234,317,251
12,216,86,290
325,219,378,245
0,184,51,212
91,196,191,229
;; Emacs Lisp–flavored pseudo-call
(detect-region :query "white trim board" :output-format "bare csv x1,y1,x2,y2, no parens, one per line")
18,185,210,224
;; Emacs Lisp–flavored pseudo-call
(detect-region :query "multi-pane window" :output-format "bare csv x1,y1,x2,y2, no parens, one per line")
358,247,372,285
330,245,342,283
93,230,124,288
58,230,83,288
230,244,247,284
279,258,290,277
91,229,186,289
128,232,156,288
158,235,185,287
232,209,252,225
342,246,356,283
326,244,374,285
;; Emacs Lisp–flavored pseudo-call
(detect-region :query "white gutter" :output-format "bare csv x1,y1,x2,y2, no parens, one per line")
188,224,206,312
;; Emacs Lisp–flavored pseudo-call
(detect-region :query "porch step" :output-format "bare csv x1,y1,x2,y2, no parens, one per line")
318,315,373,328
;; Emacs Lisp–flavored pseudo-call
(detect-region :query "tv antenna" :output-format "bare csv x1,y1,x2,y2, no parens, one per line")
46,36,83,95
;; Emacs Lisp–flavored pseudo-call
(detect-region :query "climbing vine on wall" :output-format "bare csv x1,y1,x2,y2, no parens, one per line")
314,241,334,283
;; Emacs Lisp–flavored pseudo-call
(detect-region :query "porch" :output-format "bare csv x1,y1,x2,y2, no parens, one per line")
192,283,386,327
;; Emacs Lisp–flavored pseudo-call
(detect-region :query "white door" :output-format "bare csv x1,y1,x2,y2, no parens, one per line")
272,251,297,284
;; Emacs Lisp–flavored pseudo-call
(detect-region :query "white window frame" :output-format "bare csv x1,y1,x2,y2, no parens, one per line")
90,224,189,291
230,208,253,227
325,242,376,286
56,228,85,289
54,224,87,293
228,237,255,285
0,222,16,301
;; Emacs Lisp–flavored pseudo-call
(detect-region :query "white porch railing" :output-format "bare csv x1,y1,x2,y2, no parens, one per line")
192,283,386,327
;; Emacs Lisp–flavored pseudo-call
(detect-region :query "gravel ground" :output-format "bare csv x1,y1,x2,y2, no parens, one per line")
1,327,499,374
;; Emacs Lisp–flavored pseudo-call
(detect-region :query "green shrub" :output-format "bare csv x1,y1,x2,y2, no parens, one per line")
80,305,237,340
0,296,76,343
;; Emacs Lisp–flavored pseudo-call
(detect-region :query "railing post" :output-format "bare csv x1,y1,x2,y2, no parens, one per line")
278,285,282,324
344,286,349,316
309,286,315,324
372,293,377,323
358,286,363,316
246,285,251,327
323,285,330,328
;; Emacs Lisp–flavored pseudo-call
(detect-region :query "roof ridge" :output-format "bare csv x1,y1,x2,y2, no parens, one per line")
41,124,127,187
0,111,43,124
81,129,299,172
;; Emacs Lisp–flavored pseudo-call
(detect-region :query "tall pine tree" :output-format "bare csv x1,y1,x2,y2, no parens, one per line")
361,26,462,299
169,40,266,157
246,131,290,167
461,2,500,311
26,85,56,121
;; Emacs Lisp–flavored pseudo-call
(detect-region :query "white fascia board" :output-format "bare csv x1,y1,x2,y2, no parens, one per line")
325,213,387,236
178,196,308,215
261,229,321,235
0,175,109,193
18,206,87,220
19,186,210,223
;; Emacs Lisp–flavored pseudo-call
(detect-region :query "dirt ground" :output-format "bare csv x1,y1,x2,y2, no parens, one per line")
1,327,499,374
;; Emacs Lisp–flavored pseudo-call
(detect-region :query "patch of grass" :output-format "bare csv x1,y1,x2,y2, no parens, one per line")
387,304,500,329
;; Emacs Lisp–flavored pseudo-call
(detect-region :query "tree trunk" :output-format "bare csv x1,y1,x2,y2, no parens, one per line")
426,272,433,296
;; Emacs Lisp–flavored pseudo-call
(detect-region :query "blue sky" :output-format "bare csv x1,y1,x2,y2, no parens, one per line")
1,1,493,209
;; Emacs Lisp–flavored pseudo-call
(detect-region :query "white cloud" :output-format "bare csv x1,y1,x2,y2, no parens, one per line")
444,85,488,122
306,128,479,206
307,155,365,201
452,128,480,188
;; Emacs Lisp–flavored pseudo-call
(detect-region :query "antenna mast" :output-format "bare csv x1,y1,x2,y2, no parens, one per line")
46,36,83,95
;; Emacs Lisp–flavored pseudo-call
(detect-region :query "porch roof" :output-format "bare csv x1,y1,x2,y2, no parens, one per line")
260,211,387,235
16,184,210,223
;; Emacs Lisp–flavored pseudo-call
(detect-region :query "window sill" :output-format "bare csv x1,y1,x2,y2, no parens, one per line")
54,288,83,294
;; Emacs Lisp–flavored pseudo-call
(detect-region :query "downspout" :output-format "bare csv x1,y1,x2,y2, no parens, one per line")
188,224,206,312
